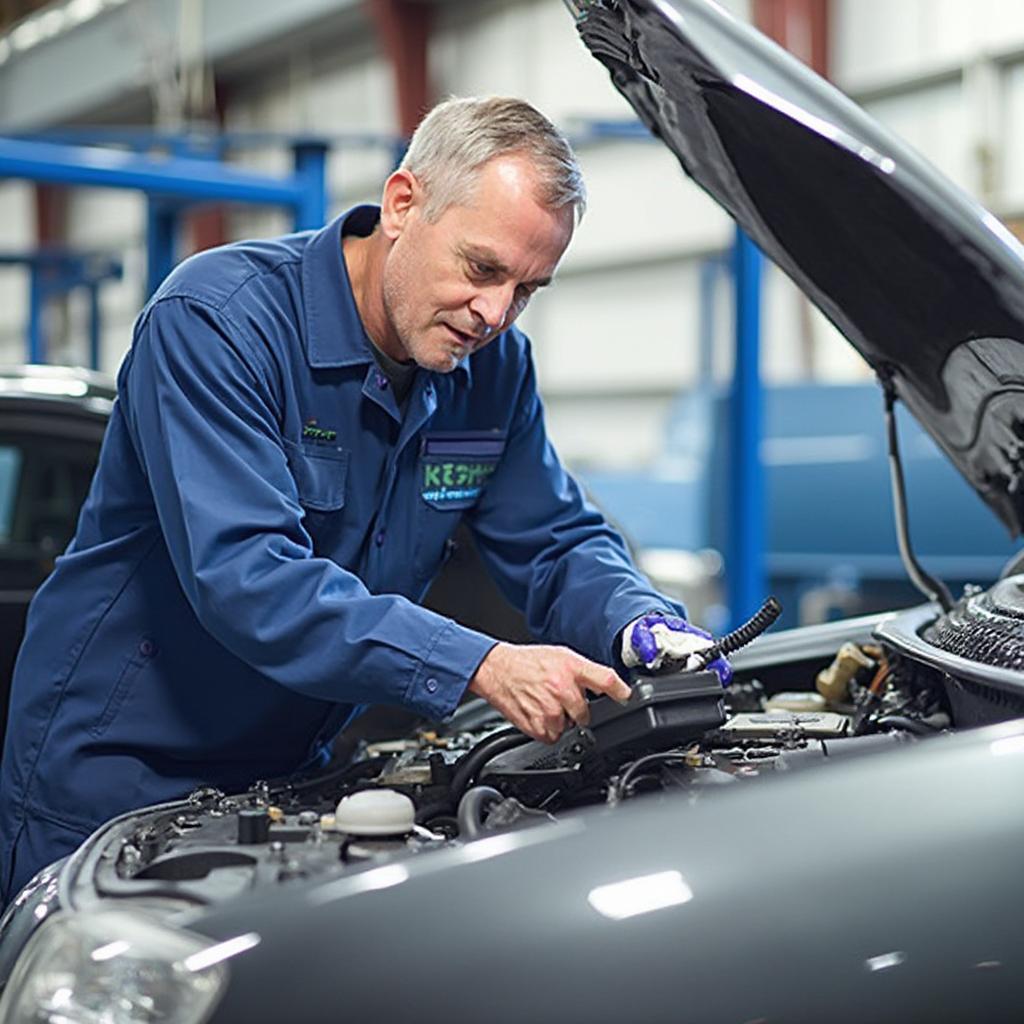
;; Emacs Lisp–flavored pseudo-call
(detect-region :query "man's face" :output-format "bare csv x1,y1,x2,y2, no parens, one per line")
379,155,574,372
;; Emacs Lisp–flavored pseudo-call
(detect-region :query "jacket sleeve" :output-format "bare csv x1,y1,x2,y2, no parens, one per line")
466,336,686,667
118,296,495,719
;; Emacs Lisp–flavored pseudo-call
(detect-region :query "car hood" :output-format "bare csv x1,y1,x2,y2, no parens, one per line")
572,0,1024,536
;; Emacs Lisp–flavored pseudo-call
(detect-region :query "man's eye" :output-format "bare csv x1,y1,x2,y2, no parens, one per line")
470,260,494,278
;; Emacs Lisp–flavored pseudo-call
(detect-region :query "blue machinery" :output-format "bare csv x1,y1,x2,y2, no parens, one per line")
0,132,334,366
0,249,122,369
728,231,765,625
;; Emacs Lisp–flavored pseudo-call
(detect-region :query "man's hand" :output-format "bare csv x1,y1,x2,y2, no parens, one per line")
621,613,733,685
469,642,631,744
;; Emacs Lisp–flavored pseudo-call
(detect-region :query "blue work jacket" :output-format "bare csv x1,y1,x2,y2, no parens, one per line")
0,206,681,902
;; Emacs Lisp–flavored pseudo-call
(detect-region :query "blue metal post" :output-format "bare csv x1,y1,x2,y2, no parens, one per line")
28,264,45,363
88,282,101,370
291,141,328,231
146,200,179,298
727,227,766,627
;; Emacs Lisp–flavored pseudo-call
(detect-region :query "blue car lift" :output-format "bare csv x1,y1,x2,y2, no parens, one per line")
728,229,766,625
0,133,330,304
0,249,122,369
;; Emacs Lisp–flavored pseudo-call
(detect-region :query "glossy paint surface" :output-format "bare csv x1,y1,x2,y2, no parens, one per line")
185,712,1024,1022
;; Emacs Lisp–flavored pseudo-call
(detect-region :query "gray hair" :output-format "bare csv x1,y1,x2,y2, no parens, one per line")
399,96,586,224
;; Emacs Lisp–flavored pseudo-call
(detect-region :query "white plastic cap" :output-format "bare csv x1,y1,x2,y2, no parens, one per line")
335,789,416,837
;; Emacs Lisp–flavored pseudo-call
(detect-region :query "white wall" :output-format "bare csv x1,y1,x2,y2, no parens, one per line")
0,182,34,365
7,0,1024,468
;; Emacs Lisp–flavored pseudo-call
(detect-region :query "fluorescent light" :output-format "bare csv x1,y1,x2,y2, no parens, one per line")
0,377,89,397
66,0,104,26
459,833,523,864
865,951,906,972
38,9,66,37
181,933,260,973
11,19,43,51
307,863,410,905
588,870,693,921
90,940,131,962
990,734,1024,758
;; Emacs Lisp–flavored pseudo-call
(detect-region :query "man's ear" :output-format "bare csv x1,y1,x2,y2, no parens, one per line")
380,169,422,240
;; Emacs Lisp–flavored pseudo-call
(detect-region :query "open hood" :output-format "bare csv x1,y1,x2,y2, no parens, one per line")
571,0,1024,536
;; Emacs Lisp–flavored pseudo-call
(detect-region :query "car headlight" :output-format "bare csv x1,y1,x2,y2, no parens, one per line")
0,910,230,1024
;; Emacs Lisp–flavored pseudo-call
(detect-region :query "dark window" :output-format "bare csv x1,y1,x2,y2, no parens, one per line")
0,432,99,583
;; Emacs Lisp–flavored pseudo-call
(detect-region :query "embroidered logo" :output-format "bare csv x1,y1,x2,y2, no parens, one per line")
303,420,337,443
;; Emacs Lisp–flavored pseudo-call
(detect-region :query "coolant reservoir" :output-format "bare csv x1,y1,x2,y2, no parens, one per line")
335,789,415,836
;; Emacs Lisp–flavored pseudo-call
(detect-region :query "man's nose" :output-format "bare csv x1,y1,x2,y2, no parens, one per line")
469,282,517,334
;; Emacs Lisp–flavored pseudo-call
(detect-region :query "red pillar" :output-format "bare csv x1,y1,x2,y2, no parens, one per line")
34,184,66,246
186,81,229,255
366,0,433,136
752,0,830,376
752,0,829,77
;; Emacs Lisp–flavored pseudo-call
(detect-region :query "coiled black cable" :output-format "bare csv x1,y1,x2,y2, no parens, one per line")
693,596,782,669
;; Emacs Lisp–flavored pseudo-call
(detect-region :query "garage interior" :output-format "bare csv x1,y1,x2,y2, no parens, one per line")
2,2,1024,1015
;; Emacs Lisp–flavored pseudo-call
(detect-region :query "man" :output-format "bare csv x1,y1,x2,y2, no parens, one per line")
0,97,724,905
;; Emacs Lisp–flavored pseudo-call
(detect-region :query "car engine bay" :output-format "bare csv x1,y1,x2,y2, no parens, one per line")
63,578,1024,912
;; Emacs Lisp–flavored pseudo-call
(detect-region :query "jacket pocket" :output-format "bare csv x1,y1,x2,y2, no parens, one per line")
417,431,506,512
283,438,349,512
90,636,158,738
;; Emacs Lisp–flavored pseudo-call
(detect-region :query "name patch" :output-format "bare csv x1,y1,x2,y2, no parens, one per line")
419,430,506,510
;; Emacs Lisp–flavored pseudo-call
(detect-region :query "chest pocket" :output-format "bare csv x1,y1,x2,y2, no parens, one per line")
418,431,506,512
283,438,349,512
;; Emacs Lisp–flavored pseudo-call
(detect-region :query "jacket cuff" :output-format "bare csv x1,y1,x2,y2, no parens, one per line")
404,620,498,720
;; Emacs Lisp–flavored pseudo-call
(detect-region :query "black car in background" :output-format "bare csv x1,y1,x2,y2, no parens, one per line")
0,366,114,748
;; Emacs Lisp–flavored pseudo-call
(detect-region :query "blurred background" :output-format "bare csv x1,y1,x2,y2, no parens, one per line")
1,0,1023,648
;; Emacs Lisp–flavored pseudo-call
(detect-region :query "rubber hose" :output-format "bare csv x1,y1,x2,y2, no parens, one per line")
457,785,505,839
876,715,937,736
450,727,530,803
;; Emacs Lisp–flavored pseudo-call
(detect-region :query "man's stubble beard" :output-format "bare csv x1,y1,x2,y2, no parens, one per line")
379,248,429,368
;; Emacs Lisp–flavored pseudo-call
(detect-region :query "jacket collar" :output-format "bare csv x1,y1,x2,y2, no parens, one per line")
301,204,472,385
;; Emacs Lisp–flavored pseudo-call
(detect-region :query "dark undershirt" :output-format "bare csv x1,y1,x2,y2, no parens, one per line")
369,339,418,407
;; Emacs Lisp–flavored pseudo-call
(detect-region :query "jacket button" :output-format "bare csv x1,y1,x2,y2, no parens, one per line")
375,529,386,547
139,638,157,657
425,677,438,693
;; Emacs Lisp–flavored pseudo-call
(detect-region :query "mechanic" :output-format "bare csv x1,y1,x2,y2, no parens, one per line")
0,97,726,906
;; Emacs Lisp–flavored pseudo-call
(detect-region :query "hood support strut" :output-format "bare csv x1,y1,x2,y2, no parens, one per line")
880,370,954,612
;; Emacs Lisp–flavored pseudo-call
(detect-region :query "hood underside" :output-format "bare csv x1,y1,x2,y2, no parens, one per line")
573,0,1024,535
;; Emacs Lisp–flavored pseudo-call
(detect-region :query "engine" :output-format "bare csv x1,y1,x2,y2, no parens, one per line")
78,601,986,908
